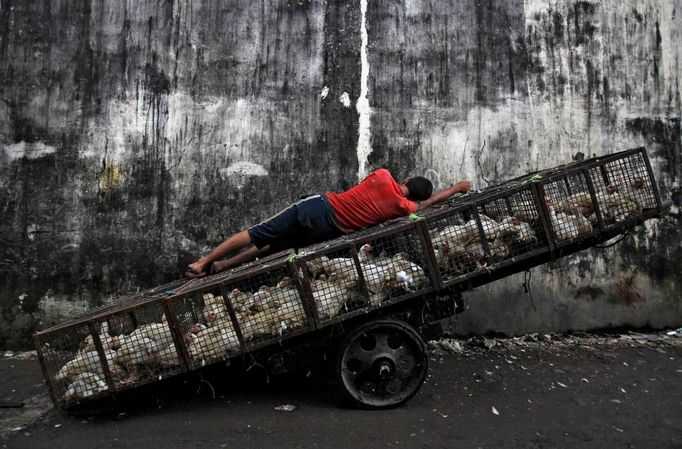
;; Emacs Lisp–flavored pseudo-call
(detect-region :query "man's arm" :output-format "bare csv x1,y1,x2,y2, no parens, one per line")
416,180,471,211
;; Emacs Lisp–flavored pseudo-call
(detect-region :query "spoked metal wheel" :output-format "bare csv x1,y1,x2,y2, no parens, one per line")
337,320,428,409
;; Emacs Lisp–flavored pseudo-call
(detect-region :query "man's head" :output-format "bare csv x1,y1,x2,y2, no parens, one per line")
404,176,433,201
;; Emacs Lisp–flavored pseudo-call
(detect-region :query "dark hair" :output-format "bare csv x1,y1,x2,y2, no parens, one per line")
405,177,433,201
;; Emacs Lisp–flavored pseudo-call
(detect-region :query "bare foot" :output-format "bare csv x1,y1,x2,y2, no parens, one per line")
211,260,230,273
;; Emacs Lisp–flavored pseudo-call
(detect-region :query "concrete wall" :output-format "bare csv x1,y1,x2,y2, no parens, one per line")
0,0,680,347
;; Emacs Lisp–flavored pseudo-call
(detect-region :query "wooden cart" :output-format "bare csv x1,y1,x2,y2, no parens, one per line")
33,147,670,410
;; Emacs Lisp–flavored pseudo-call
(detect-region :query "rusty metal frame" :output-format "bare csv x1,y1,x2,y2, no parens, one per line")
161,298,192,372
33,334,58,405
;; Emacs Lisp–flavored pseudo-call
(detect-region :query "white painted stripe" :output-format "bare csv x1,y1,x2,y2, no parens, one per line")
356,0,372,182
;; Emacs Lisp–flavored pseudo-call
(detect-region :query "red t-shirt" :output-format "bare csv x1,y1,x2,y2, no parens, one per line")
325,169,417,231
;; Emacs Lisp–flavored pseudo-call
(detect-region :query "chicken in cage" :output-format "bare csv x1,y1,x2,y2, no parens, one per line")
305,242,429,315
429,210,539,277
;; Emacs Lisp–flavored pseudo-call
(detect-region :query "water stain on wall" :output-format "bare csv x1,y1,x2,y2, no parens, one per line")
0,0,680,347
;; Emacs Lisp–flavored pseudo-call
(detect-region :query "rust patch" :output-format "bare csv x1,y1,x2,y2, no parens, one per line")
613,274,645,310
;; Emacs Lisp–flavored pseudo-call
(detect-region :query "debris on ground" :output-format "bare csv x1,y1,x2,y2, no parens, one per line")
1,351,38,360
274,404,297,412
428,339,463,353
427,329,682,357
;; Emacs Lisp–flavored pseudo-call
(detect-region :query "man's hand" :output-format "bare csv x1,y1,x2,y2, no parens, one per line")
415,179,473,211
452,180,471,193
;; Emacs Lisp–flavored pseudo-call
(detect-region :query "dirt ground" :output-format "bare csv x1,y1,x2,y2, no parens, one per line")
1,332,681,449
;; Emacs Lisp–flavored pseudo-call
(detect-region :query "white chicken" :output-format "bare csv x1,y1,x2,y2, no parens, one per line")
553,192,594,216
431,231,467,271
358,262,391,305
477,214,500,240
239,304,280,340
548,206,581,240
114,332,160,370
597,192,641,222
128,322,174,349
79,322,120,354
310,274,352,319
255,277,300,310
189,319,240,363
55,350,114,382
227,288,252,314
387,253,428,288
270,298,308,336
306,255,359,285
464,241,487,268
488,238,509,258
202,292,229,323
155,342,182,368
495,217,537,246
62,372,108,402
357,243,374,263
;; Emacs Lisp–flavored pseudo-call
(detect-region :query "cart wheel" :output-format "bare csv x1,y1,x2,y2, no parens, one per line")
337,320,428,409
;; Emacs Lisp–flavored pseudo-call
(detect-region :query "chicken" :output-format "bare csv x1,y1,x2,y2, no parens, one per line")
509,196,538,222
227,288,251,314
477,214,500,240
495,217,537,246
156,343,182,368
464,241,487,268
311,274,352,319
436,223,477,245
79,322,120,354
548,205,592,240
597,192,641,222
258,277,301,310
554,192,594,216
270,298,308,336
189,320,240,364
128,322,174,349
357,243,374,263
306,255,359,285
488,238,509,258
114,333,160,369
388,253,428,288
55,350,110,382
239,306,280,340
202,292,229,323
62,372,108,402
358,262,391,305
431,231,467,271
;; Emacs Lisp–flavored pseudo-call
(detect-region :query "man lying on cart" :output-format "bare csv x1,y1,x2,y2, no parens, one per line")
186,169,471,278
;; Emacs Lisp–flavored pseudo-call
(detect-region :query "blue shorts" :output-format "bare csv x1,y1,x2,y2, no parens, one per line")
247,195,344,251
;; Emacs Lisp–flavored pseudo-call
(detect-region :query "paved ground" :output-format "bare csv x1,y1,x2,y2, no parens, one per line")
1,332,681,449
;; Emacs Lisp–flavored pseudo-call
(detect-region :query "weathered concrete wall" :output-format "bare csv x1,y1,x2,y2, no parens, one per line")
0,0,680,347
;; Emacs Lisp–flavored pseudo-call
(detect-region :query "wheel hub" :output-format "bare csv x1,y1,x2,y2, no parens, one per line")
375,358,395,380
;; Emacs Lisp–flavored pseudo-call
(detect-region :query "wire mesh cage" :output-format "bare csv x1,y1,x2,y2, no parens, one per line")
475,187,549,261
170,260,312,363
36,323,112,406
351,225,434,306
587,150,659,227
298,242,368,324
230,265,311,348
422,205,488,284
167,288,241,369
95,301,185,390
297,221,435,327
540,171,597,243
